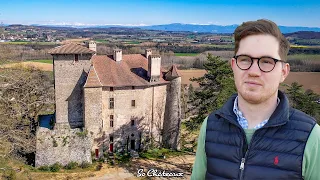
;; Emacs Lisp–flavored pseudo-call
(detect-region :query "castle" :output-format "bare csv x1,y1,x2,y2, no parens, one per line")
35,41,181,166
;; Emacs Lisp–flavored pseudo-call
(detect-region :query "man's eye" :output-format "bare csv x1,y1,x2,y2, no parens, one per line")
239,58,251,62
261,59,274,64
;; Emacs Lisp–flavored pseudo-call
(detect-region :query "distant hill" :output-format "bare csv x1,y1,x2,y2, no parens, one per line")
11,23,320,34
284,31,320,39
141,24,320,33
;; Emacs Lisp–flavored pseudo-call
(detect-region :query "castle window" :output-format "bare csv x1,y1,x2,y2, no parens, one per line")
110,87,113,91
110,120,114,127
131,100,135,107
131,119,135,126
109,98,114,109
74,54,79,62
132,86,135,90
110,136,113,142
110,115,114,127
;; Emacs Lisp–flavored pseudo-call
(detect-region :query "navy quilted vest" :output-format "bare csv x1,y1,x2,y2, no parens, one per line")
205,91,316,180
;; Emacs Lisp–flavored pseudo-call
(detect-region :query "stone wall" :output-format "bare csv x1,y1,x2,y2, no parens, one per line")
87,85,167,153
35,126,92,167
163,77,182,149
84,87,103,145
53,54,92,128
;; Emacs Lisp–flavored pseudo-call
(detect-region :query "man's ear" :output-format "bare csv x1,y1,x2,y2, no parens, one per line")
230,58,236,70
280,63,290,83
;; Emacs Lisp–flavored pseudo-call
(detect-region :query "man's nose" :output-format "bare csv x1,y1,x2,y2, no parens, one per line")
247,59,261,76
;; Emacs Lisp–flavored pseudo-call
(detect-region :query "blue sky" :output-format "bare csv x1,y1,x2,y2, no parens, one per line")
0,0,320,27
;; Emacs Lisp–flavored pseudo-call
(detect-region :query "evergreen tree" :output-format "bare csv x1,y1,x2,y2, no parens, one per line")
285,82,320,123
186,54,236,131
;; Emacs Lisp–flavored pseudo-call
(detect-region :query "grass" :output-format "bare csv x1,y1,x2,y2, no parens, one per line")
28,59,53,64
175,53,199,56
140,148,186,160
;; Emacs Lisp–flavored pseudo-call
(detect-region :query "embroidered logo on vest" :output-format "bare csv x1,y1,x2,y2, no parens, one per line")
274,156,279,165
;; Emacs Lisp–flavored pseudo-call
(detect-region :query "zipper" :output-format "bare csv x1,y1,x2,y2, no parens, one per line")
239,157,246,180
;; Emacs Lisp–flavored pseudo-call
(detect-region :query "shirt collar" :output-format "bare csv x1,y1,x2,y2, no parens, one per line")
233,96,280,129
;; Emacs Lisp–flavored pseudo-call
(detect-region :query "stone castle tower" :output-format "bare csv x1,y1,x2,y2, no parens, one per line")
51,44,95,128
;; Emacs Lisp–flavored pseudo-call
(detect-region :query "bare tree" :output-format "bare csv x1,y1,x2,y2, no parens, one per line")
0,66,54,161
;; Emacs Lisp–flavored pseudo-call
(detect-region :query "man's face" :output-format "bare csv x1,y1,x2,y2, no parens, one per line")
231,34,290,104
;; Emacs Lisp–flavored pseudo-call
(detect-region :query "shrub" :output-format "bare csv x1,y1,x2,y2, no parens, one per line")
64,161,78,170
115,153,131,164
76,129,88,138
38,165,50,171
95,163,103,171
80,161,91,169
2,169,16,180
50,163,62,172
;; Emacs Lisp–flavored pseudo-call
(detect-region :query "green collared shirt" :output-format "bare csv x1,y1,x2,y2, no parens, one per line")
191,117,320,180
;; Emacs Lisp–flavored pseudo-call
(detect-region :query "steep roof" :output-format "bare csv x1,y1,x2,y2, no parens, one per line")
84,65,102,87
84,54,169,88
165,64,180,80
48,43,95,54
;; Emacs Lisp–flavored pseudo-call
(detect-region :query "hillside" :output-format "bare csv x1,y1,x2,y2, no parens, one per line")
285,31,320,39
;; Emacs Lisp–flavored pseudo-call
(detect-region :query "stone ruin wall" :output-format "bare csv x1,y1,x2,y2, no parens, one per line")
35,126,92,167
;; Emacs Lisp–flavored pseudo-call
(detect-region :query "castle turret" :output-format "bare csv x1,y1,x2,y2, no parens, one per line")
163,65,181,149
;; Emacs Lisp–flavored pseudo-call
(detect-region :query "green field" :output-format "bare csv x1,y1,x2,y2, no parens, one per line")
175,53,199,56
288,54,320,61
124,41,140,44
207,44,234,48
29,59,53,64
95,39,109,43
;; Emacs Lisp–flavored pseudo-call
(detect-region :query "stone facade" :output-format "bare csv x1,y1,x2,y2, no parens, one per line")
85,85,167,153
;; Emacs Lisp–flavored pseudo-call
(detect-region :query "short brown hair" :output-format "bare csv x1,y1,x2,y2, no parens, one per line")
234,19,290,61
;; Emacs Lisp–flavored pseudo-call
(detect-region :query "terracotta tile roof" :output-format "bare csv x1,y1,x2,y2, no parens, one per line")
84,65,102,87
84,54,169,88
48,43,95,54
165,64,180,80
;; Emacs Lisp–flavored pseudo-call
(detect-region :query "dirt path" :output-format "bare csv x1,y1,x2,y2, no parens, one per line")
28,155,195,180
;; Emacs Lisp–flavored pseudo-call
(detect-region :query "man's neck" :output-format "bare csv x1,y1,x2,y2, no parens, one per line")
238,92,278,129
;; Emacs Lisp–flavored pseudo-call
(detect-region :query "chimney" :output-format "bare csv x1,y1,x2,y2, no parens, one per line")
145,49,152,59
113,49,122,62
148,54,161,82
88,41,96,52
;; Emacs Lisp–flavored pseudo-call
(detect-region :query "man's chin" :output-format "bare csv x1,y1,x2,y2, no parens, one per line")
239,91,264,104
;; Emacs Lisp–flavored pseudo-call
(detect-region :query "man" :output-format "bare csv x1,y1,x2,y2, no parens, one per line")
191,19,320,180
